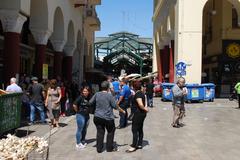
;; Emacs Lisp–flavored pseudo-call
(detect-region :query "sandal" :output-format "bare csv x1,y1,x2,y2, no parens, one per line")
126,147,137,153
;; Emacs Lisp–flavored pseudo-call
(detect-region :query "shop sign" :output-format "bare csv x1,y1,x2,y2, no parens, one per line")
42,64,48,79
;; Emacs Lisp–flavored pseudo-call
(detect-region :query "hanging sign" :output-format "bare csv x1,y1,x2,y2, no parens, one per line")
42,64,48,79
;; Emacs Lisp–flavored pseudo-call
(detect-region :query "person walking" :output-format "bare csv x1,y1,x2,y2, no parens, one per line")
45,79,62,127
171,77,187,128
28,77,46,124
89,81,125,153
6,77,22,93
146,79,154,107
234,81,240,108
126,81,148,153
117,78,131,129
73,87,91,149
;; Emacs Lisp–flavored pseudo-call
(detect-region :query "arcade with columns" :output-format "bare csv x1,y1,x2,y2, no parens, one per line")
153,0,240,96
0,0,101,86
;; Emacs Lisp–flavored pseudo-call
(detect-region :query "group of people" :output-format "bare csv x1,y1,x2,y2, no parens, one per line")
5,75,82,128
6,74,240,153
73,77,150,153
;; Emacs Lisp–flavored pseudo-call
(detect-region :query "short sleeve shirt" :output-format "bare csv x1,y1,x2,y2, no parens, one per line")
133,91,146,113
28,83,44,104
73,95,90,117
119,84,131,100
6,84,22,93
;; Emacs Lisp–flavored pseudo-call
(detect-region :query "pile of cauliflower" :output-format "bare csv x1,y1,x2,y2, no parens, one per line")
0,134,48,160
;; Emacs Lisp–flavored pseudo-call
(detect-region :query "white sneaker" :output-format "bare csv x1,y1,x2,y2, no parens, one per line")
76,143,85,149
82,142,87,146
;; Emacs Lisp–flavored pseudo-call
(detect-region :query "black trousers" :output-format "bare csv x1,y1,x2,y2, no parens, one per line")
238,94,240,108
93,116,115,153
131,111,146,148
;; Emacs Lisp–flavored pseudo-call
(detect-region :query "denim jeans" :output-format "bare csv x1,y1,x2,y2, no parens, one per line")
147,94,153,107
76,114,89,144
119,100,128,127
30,102,45,123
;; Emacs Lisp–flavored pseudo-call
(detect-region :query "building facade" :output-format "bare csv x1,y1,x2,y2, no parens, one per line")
0,0,101,87
153,0,240,96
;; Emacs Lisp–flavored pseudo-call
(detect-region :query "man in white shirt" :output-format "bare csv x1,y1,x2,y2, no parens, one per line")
6,77,22,93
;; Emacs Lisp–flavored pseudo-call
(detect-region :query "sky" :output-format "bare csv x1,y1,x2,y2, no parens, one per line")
95,0,153,38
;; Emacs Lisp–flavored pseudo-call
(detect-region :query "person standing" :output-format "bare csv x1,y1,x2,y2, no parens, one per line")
171,77,187,128
117,78,131,129
89,81,125,153
112,78,120,100
28,77,46,124
6,77,22,93
60,82,67,117
126,81,148,153
45,79,62,127
73,87,91,149
234,81,240,108
146,79,155,107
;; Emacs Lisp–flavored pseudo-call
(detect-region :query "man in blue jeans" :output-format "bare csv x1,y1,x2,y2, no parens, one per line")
117,78,131,129
28,77,46,124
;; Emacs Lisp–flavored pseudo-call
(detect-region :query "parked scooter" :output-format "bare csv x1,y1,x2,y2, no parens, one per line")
229,90,238,101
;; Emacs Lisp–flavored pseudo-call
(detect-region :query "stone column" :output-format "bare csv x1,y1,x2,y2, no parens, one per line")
51,40,66,78
31,29,52,80
162,45,170,81
174,0,204,83
157,41,164,83
0,10,27,84
169,40,174,83
63,45,75,82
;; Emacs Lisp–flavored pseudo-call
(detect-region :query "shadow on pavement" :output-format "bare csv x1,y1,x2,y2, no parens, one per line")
59,123,68,127
15,129,35,138
85,138,96,144
142,140,150,147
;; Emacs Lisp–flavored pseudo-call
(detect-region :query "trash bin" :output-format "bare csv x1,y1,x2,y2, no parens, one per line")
202,83,215,102
161,83,175,101
0,93,22,135
185,84,204,102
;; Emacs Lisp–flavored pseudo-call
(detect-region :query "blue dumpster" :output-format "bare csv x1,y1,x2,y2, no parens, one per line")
161,83,175,101
202,83,215,102
185,84,204,102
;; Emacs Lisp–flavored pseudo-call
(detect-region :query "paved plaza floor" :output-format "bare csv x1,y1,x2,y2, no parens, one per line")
45,98,240,160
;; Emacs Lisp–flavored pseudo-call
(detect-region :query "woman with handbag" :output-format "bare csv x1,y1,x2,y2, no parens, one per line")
45,79,62,128
73,86,92,149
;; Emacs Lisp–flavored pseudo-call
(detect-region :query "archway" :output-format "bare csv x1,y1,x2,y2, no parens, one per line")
72,30,82,83
51,7,65,78
202,0,240,97
51,7,65,42
62,20,75,82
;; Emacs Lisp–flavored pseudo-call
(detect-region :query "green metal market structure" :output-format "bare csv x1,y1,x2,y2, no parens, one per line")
94,32,153,76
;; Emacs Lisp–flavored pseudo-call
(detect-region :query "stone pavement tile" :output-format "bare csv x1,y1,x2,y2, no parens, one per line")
15,115,75,138
46,98,240,160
